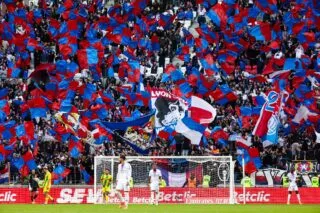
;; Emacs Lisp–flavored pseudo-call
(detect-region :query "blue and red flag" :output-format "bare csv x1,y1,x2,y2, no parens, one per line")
27,97,47,119
52,165,71,184
68,136,84,159
131,0,148,15
208,84,237,105
200,54,219,75
207,3,227,28
151,35,160,51
237,147,262,174
249,23,276,41
0,100,10,122
15,121,34,141
7,61,21,78
0,121,16,140
80,166,93,184
252,91,281,147
77,48,100,69
211,126,229,147
17,151,38,177
159,13,176,30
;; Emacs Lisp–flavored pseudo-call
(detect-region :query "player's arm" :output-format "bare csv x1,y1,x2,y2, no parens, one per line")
116,165,120,184
48,173,52,185
182,180,188,188
43,173,48,187
127,164,132,184
159,171,162,183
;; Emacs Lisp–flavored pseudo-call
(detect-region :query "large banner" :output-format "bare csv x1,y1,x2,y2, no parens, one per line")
0,187,320,204
252,162,319,187
150,89,216,145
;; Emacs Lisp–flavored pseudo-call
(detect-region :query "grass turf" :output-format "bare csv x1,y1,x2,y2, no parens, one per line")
0,204,319,213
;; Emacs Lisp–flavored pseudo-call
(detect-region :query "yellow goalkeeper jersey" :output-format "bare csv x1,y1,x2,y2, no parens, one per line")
43,171,52,189
101,174,112,189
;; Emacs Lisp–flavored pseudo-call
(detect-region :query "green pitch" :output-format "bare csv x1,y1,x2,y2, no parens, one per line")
0,204,319,213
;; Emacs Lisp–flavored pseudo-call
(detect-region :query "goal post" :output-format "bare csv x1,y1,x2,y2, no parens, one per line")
93,156,235,204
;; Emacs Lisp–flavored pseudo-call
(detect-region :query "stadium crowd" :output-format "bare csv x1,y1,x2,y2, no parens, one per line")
0,0,320,184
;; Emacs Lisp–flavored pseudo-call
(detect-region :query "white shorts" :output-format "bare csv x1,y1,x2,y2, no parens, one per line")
116,182,130,191
150,183,159,192
288,184,298,191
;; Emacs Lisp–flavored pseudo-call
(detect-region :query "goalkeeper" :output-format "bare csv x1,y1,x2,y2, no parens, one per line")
43,166,54,204
100,168,113,203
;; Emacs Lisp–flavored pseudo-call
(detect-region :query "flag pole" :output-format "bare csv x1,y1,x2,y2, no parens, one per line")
242,154,246,205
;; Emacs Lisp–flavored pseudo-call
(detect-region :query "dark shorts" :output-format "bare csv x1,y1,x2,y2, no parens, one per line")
31,188,38,192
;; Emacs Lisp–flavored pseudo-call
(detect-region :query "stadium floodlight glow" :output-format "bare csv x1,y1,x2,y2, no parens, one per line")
94,156,235,205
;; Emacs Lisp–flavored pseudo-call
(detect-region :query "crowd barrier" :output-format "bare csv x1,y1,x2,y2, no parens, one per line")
0,186,319,204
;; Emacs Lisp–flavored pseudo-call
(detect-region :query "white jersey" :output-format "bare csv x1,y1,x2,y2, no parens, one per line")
287,172,298,186
149,169,162,185
117,162,132,183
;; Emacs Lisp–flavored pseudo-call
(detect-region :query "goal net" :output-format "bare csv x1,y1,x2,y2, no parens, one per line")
93,156,235,204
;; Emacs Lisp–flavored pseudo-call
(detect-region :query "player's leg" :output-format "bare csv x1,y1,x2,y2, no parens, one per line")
47,192,54,203
287,190,292,204
155,189,159,206
33,190,39,203
124,190,129,208
30,191,34,204
105,191,110,203
122,183,130,209
44,192,49,204
150,190,155,205
152,183,159,206
115,183,125,208
295,189,302,204
44,189,54,204
102,188,108,203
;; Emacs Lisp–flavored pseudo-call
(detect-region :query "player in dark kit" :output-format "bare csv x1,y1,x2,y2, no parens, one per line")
29,170,40,204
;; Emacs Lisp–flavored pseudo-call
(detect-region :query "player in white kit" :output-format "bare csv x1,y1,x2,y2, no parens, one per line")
115,154,132,209
149,163,162,205
287,167,302,204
